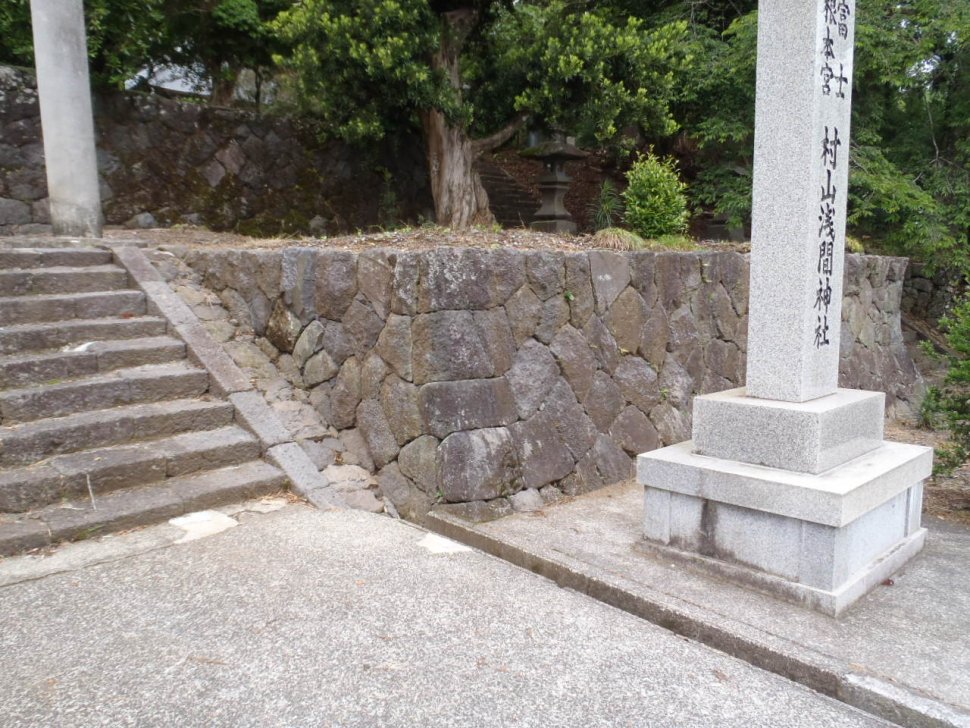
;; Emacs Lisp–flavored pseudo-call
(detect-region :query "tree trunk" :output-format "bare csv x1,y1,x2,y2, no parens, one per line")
421,10,531,229
422,9,493,229
422,108,494,229
208,64,237,107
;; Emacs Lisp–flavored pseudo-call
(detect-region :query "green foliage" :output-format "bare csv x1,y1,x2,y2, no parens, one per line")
622,151,689,238
273,0,444,142
274,1,691,147
679,0,970,270
481,3,691,145
589,180,625,231
154,0,289,99
0,0,166,88
921,295,970,473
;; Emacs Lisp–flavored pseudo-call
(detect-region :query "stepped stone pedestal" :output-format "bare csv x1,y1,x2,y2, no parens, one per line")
637,0,930,615
638,387,931,615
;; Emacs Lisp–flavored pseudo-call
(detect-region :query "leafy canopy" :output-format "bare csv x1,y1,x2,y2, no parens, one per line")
273,0,692,146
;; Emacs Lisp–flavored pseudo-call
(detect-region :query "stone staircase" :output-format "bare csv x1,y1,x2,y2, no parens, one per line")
0,245,288,555
478,160,538,229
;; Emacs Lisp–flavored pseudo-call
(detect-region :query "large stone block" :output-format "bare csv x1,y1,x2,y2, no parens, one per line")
358,250,394,318
411,311,493,384
359,352,388,401
526,251,565,300
398,435,440,493
510,415,575,489
590,434,633,483
604,287,647,354
292,319,325,367
504,285,542,345
314,251,357,320
505,339,559,420
538,379,598,461
281,247,317,322
614,356,661,414
610,405,660,456
535,296,570,344
390,252,420,316
375,314,412,381
265,299,302,353
584,371,625,433
303,349,339,386
473,308,516,376
589,251,630,314
582,316,620,374
330,357,361,430
638,440,930,529
417,248,524,311
692,388,885,474
355,399,399,468
380,375,422,445
439,427,521,502
564,254,594,328
342,299,384,357
418,379,517,438
550,325,597,403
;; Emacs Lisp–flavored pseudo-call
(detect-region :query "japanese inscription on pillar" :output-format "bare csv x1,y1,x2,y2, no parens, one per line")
813,0,852,348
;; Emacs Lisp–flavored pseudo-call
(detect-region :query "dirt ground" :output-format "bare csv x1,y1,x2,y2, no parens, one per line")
100,225,749,253
102,226,969,525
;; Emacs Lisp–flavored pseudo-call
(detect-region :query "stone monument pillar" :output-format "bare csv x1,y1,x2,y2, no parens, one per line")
637,0,931,615
29,0,103,237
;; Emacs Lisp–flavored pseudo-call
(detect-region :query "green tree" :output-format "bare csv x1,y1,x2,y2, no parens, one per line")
0,0,286,103
273,0,691,229
677,0,970,268
0,0,166,88
155,0,289,105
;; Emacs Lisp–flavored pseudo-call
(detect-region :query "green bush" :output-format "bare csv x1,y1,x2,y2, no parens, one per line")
920,294,970,474
621,151,689,238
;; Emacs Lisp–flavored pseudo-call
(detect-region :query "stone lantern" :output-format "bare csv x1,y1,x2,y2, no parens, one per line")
522,138,587,234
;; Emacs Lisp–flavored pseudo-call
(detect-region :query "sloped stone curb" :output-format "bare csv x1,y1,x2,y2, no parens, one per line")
113,245,344,510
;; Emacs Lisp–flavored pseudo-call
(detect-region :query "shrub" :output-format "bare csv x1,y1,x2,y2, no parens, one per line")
622,151,689,238
920,294,970,474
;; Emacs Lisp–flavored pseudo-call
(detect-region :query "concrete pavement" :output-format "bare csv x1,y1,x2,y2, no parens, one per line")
0,499,891,727
428,481,970,728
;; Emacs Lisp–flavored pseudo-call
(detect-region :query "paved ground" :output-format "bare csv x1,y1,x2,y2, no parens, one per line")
0,501,892,727
429,481,970,727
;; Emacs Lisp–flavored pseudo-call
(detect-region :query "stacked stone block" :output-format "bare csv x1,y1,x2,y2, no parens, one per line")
181,246,919,512
0,64,429,235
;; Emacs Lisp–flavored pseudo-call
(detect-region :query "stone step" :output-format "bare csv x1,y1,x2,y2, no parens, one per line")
0,264,130,296
0,336,185,390
0,247,113,269
0,460,287,556
0,290,146,325
0,316,168,355
0,398,234,467
0,361,209,424
0,425,261,512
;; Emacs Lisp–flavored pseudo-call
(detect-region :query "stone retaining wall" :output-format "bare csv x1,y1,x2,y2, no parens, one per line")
0,64,430,236
178,247,921,514
901,262,964,324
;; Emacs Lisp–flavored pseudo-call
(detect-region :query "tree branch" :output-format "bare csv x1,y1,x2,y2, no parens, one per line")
471,113,531,157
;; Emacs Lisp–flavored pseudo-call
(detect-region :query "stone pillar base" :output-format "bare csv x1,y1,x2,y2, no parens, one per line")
637,438,932,616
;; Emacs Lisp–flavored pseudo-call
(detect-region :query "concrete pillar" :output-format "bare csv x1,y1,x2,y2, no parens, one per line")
29,0,103,237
